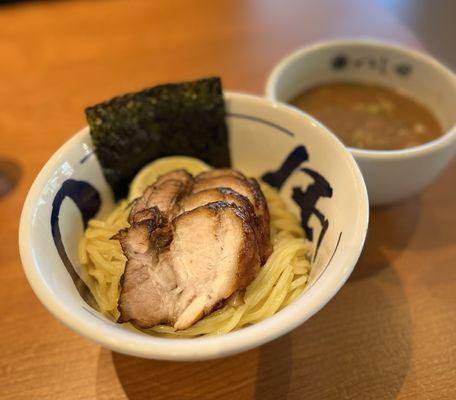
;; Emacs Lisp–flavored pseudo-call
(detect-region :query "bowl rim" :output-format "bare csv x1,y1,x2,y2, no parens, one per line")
265,37,456,160
19,91,369,360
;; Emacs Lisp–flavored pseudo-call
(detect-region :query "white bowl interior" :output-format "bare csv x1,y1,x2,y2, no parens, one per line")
20,93,368,360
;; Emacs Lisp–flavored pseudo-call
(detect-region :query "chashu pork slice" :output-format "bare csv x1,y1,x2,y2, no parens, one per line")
171,201,260,330
181,187,255,217
192,172,272,264
116,201,260,330
180,188,260,259
116,207,178,328
195,168,246,182
115,168,271,330
129,169,193,224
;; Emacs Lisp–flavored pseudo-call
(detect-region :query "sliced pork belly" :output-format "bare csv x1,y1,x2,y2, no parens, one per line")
181,187,255,217
155,169,193,186
116,207,178,328
171,202,260,330
195,168,246,181
116,202,260,329
129,169,193,223
193,175,254,202
192,172,272,263
248,178,272,262
115,167,272,330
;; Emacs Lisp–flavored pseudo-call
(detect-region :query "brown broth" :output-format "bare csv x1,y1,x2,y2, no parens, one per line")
290,82,443,150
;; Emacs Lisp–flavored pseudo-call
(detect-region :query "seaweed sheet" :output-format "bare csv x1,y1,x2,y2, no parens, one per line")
85,77,230,199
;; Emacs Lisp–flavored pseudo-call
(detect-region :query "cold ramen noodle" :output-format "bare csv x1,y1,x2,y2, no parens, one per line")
79,157,312,337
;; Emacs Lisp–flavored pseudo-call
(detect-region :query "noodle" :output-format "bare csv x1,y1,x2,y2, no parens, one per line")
79,157,312,337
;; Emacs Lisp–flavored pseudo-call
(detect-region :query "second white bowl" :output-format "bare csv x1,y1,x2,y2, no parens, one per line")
266,39,456,206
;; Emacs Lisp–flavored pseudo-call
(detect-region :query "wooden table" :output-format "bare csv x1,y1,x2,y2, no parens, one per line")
1,1,455,399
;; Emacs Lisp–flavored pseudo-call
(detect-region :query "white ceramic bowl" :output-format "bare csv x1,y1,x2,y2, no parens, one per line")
266,39,456,206
19,92,368,361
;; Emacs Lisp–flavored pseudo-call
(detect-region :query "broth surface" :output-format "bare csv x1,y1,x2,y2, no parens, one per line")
291,82,443,150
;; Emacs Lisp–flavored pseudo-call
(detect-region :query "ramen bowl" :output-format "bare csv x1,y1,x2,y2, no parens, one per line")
19,92,368,361
266,39,456,206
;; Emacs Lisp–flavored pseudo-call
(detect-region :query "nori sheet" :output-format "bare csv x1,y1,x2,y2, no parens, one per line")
85,77,231,199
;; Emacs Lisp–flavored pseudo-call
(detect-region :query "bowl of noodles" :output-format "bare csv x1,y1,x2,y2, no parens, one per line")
19,91,368,360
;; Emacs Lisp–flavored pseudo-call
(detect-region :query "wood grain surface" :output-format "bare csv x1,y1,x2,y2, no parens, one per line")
1,1,455,399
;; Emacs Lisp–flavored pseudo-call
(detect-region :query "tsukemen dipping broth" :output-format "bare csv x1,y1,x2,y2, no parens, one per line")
290,82,443,150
